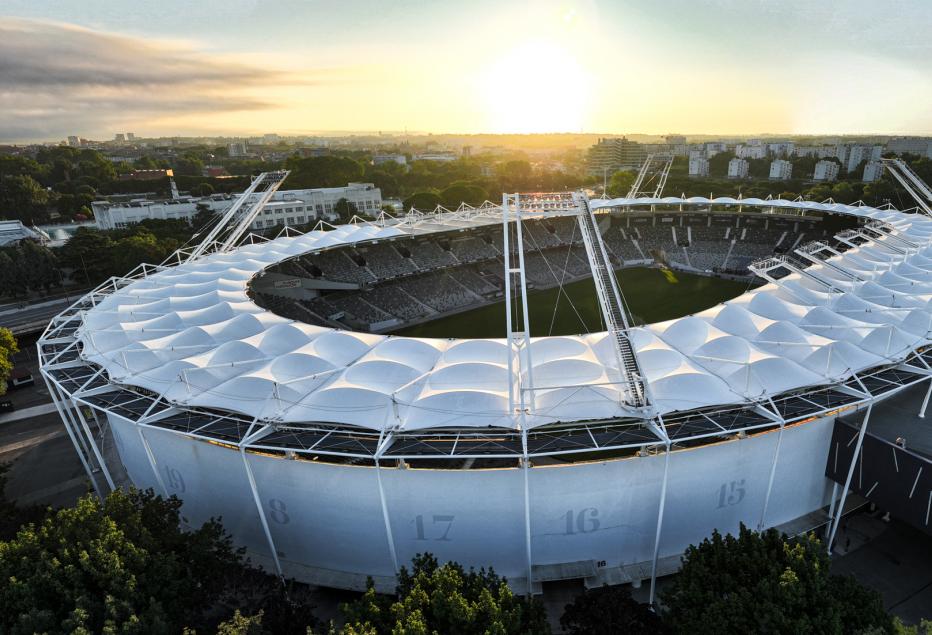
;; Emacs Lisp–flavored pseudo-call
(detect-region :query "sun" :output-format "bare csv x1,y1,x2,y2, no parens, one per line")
479,40,593,134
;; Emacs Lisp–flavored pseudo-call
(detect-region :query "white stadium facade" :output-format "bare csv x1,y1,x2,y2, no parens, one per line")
38,187,932,599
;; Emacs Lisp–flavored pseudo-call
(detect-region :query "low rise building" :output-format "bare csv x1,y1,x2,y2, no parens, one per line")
0,220,48,247
769,159,793,180
813,160,840,182
93,183,382,231
373,154,407,167
414,153,457,162
727,158,749,179
118,169,173,181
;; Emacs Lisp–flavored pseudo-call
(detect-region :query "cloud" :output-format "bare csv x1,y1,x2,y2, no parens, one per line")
0,18,295,141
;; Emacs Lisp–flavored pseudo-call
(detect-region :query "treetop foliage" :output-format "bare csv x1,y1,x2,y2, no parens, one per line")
340,553,550,635
0,328,19,397
661,523,892,635
0,488,246,634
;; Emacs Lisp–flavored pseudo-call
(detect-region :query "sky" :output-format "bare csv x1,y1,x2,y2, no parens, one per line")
1,0,931,142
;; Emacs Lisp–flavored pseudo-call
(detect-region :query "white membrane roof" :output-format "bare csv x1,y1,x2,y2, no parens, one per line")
77,198,932,432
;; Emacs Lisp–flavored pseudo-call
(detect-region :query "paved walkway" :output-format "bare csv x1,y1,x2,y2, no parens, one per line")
0,402,59,425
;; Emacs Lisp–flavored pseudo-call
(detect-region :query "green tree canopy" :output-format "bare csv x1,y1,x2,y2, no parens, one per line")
284,156,365,189
440,181,488,208
0,174,50,223
661,523,891,635
607,170,636,197
402,191,441,211
341,553,550,635
0,488,244,635
332,198,357,223
0,328,18,397
0,242,60,298
56,227,115,284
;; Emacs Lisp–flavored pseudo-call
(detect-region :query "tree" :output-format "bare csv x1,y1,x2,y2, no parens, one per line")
560,584,663,635
0,328,18,397
332,198,357,223
364,170,400,198
284,156,365,189
440,181,488,208
175,155,206,176
0,488,245,634
607,170,636,197
0,174,50,223
193,203,217,232
56,227,115,284
402,191,441,211
341,553,550,635
661,524,891,635
196,182,215,197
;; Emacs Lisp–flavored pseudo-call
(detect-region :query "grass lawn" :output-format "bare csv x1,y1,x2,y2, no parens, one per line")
393,267,753,339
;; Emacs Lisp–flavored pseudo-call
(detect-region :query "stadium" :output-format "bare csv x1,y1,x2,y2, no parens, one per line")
38,178,932,599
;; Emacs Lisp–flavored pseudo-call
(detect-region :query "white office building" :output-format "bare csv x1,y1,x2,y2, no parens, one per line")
846,145,882,173
372,154,407,167
688,157,709,177
813,160,840,182
727,158,749,179
93,184,383,231
769,159,793,180
863,161,884,183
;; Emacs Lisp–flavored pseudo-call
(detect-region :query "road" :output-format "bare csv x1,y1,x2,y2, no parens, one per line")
0,296,78,336
1,343,91,508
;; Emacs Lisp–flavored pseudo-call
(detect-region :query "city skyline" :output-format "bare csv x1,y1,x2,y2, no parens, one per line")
1,0,931,143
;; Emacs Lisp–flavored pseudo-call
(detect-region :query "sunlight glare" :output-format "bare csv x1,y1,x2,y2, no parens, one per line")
480,40,592,134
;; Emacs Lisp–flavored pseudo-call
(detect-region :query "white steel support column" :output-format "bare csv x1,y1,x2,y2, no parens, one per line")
521,428,533,596
137,426,169,497
649,443,671,605
71,399,116,491
919,377,932,418
43,376,103,499
513,197,535,413
758,423,785,530
239,448,284,579
503,194,515,413
375,458,400,575
502,193,536,415
49,380,95,465
827,405,872,553
826,482,840,538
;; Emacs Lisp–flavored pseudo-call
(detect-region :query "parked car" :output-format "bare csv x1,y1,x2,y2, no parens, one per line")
0,400,15,413
6,369,35,390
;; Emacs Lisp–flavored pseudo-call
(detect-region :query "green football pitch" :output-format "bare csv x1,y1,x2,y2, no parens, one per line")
392,267,753,339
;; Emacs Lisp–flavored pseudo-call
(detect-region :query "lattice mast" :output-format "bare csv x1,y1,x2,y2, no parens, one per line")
880,158,932,215
627,153,675,199
572,192,649,408
187,170,290,261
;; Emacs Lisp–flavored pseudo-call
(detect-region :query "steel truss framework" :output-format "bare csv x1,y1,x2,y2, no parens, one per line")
39,195,932,598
